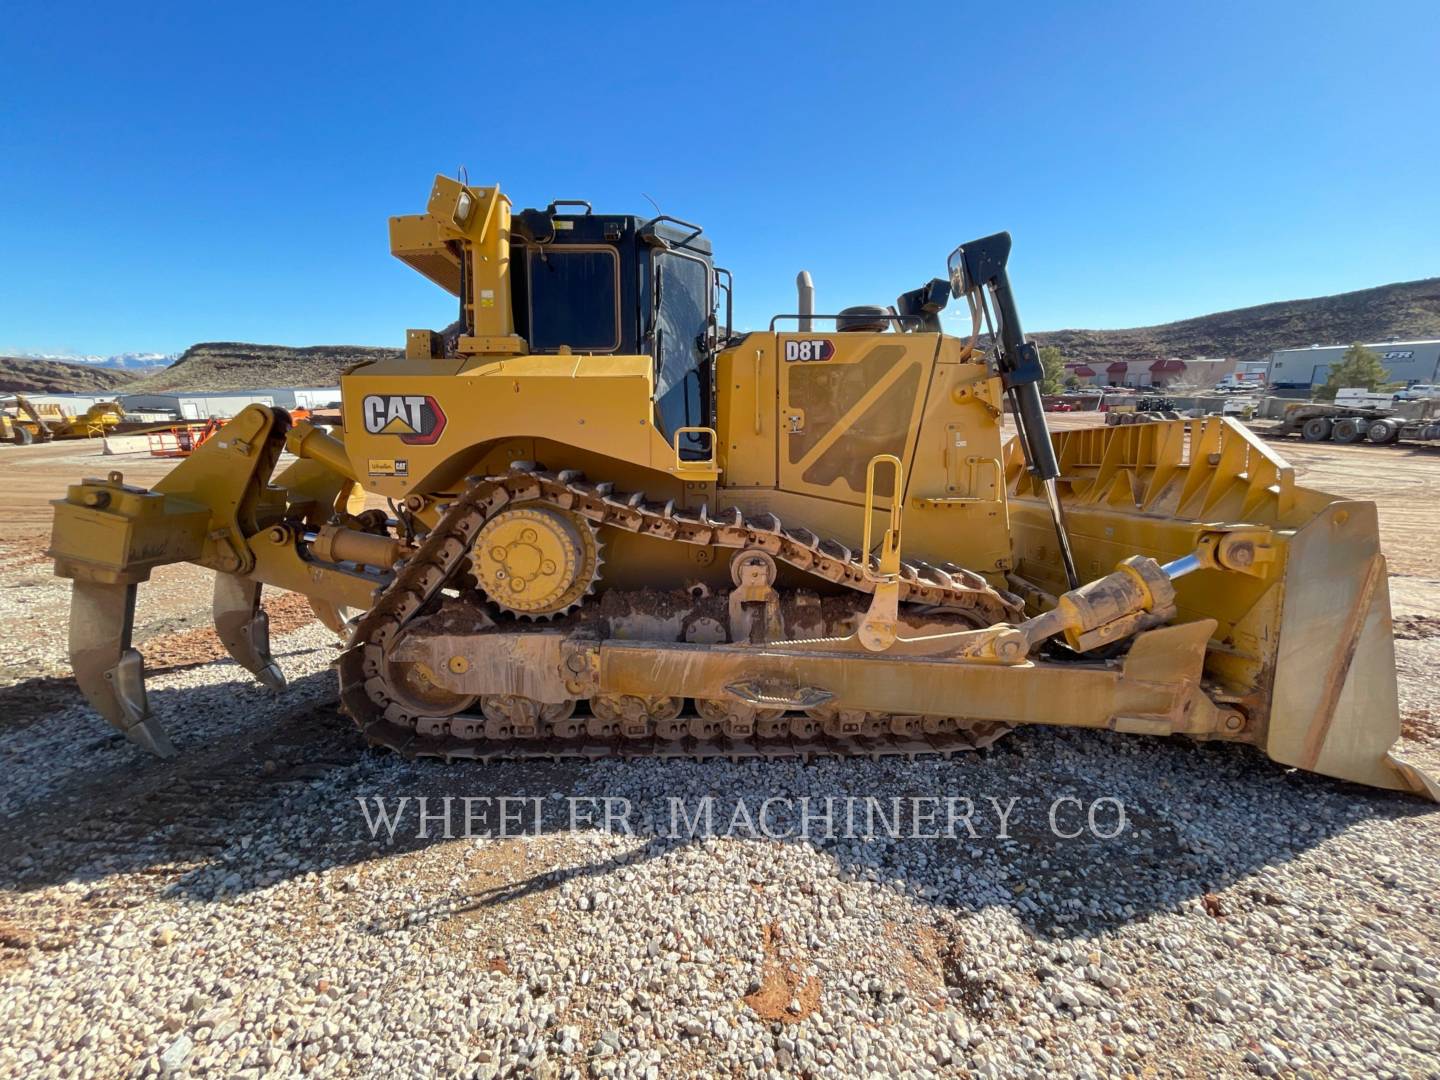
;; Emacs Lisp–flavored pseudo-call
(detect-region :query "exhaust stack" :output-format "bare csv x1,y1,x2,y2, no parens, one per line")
796,270,814,331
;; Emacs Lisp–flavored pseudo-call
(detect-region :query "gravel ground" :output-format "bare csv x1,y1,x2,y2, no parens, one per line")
1,604,1438,1078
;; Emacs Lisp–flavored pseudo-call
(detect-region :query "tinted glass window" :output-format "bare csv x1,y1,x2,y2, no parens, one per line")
527,248,619,352
654,251,710,400
654,250,712,457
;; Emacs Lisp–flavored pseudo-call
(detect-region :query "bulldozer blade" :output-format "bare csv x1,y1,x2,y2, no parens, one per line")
1005,418,1438,800
213,573,286,691
68,580,176,758
1263,501,1436,798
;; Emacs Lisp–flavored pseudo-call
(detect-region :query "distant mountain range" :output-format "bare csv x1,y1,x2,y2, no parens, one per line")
4,276,1439,395
1030,278,1440,366
5,351,176,371
0,356,142,394
126,342,402,393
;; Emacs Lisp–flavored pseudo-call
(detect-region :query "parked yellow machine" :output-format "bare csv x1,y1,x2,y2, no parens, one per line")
68,400,128,438
47,176,1436,799
1,395,125,443
2,394,63,443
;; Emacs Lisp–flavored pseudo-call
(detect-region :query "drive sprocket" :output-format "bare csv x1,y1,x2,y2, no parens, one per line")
470,502,602,617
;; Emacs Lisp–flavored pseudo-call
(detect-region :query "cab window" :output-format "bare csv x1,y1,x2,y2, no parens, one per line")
526,248,619,352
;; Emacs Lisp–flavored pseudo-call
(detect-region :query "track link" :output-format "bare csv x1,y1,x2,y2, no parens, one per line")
338,465,1022,761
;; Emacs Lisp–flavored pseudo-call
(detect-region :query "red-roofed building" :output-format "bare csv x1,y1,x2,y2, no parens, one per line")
1064,362,1102,386
1067,357,1237,390
1147,358,1186,387
1145,357,1238,388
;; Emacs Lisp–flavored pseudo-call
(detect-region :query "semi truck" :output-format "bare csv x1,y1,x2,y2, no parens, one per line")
1272,389,1440,446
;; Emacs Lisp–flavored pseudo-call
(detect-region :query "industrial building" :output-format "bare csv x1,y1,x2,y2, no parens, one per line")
116,387,341,419
1064,356,1236,388
14,387,342,422
1266,340,1440,394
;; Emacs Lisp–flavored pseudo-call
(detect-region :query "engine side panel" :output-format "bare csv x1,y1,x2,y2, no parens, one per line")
339,353,680,499
715,332,1012,580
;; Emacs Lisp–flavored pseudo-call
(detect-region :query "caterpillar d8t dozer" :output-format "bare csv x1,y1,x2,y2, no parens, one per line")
49,176,1436,799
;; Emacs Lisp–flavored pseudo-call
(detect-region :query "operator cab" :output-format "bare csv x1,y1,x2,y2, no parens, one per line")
510,203,718,459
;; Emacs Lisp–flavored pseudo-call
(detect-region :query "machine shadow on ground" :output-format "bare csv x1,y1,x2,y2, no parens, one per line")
2,668,1432,946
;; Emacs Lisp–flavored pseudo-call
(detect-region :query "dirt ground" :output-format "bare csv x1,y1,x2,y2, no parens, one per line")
2,439,181,541
1266,439,1440,580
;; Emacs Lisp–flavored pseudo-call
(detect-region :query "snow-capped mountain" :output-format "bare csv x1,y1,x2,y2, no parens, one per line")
9,350,176,370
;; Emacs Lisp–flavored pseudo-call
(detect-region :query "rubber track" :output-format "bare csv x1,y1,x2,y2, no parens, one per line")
337,464,1020,761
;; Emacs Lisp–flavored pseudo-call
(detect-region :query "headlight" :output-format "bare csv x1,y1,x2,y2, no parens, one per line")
453,190,473,225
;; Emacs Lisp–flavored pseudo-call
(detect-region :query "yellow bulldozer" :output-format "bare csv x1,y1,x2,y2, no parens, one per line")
47,176,1435,800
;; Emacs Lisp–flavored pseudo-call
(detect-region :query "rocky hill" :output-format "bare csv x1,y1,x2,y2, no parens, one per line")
15,276,1438,396
1032,278,1440,364
127,342,403,392
0,356,140,395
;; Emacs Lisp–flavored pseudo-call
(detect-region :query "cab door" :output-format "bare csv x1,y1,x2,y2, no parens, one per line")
776,330,934,504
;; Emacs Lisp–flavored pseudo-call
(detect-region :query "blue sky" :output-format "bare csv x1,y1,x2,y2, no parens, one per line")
2,1,1436,356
